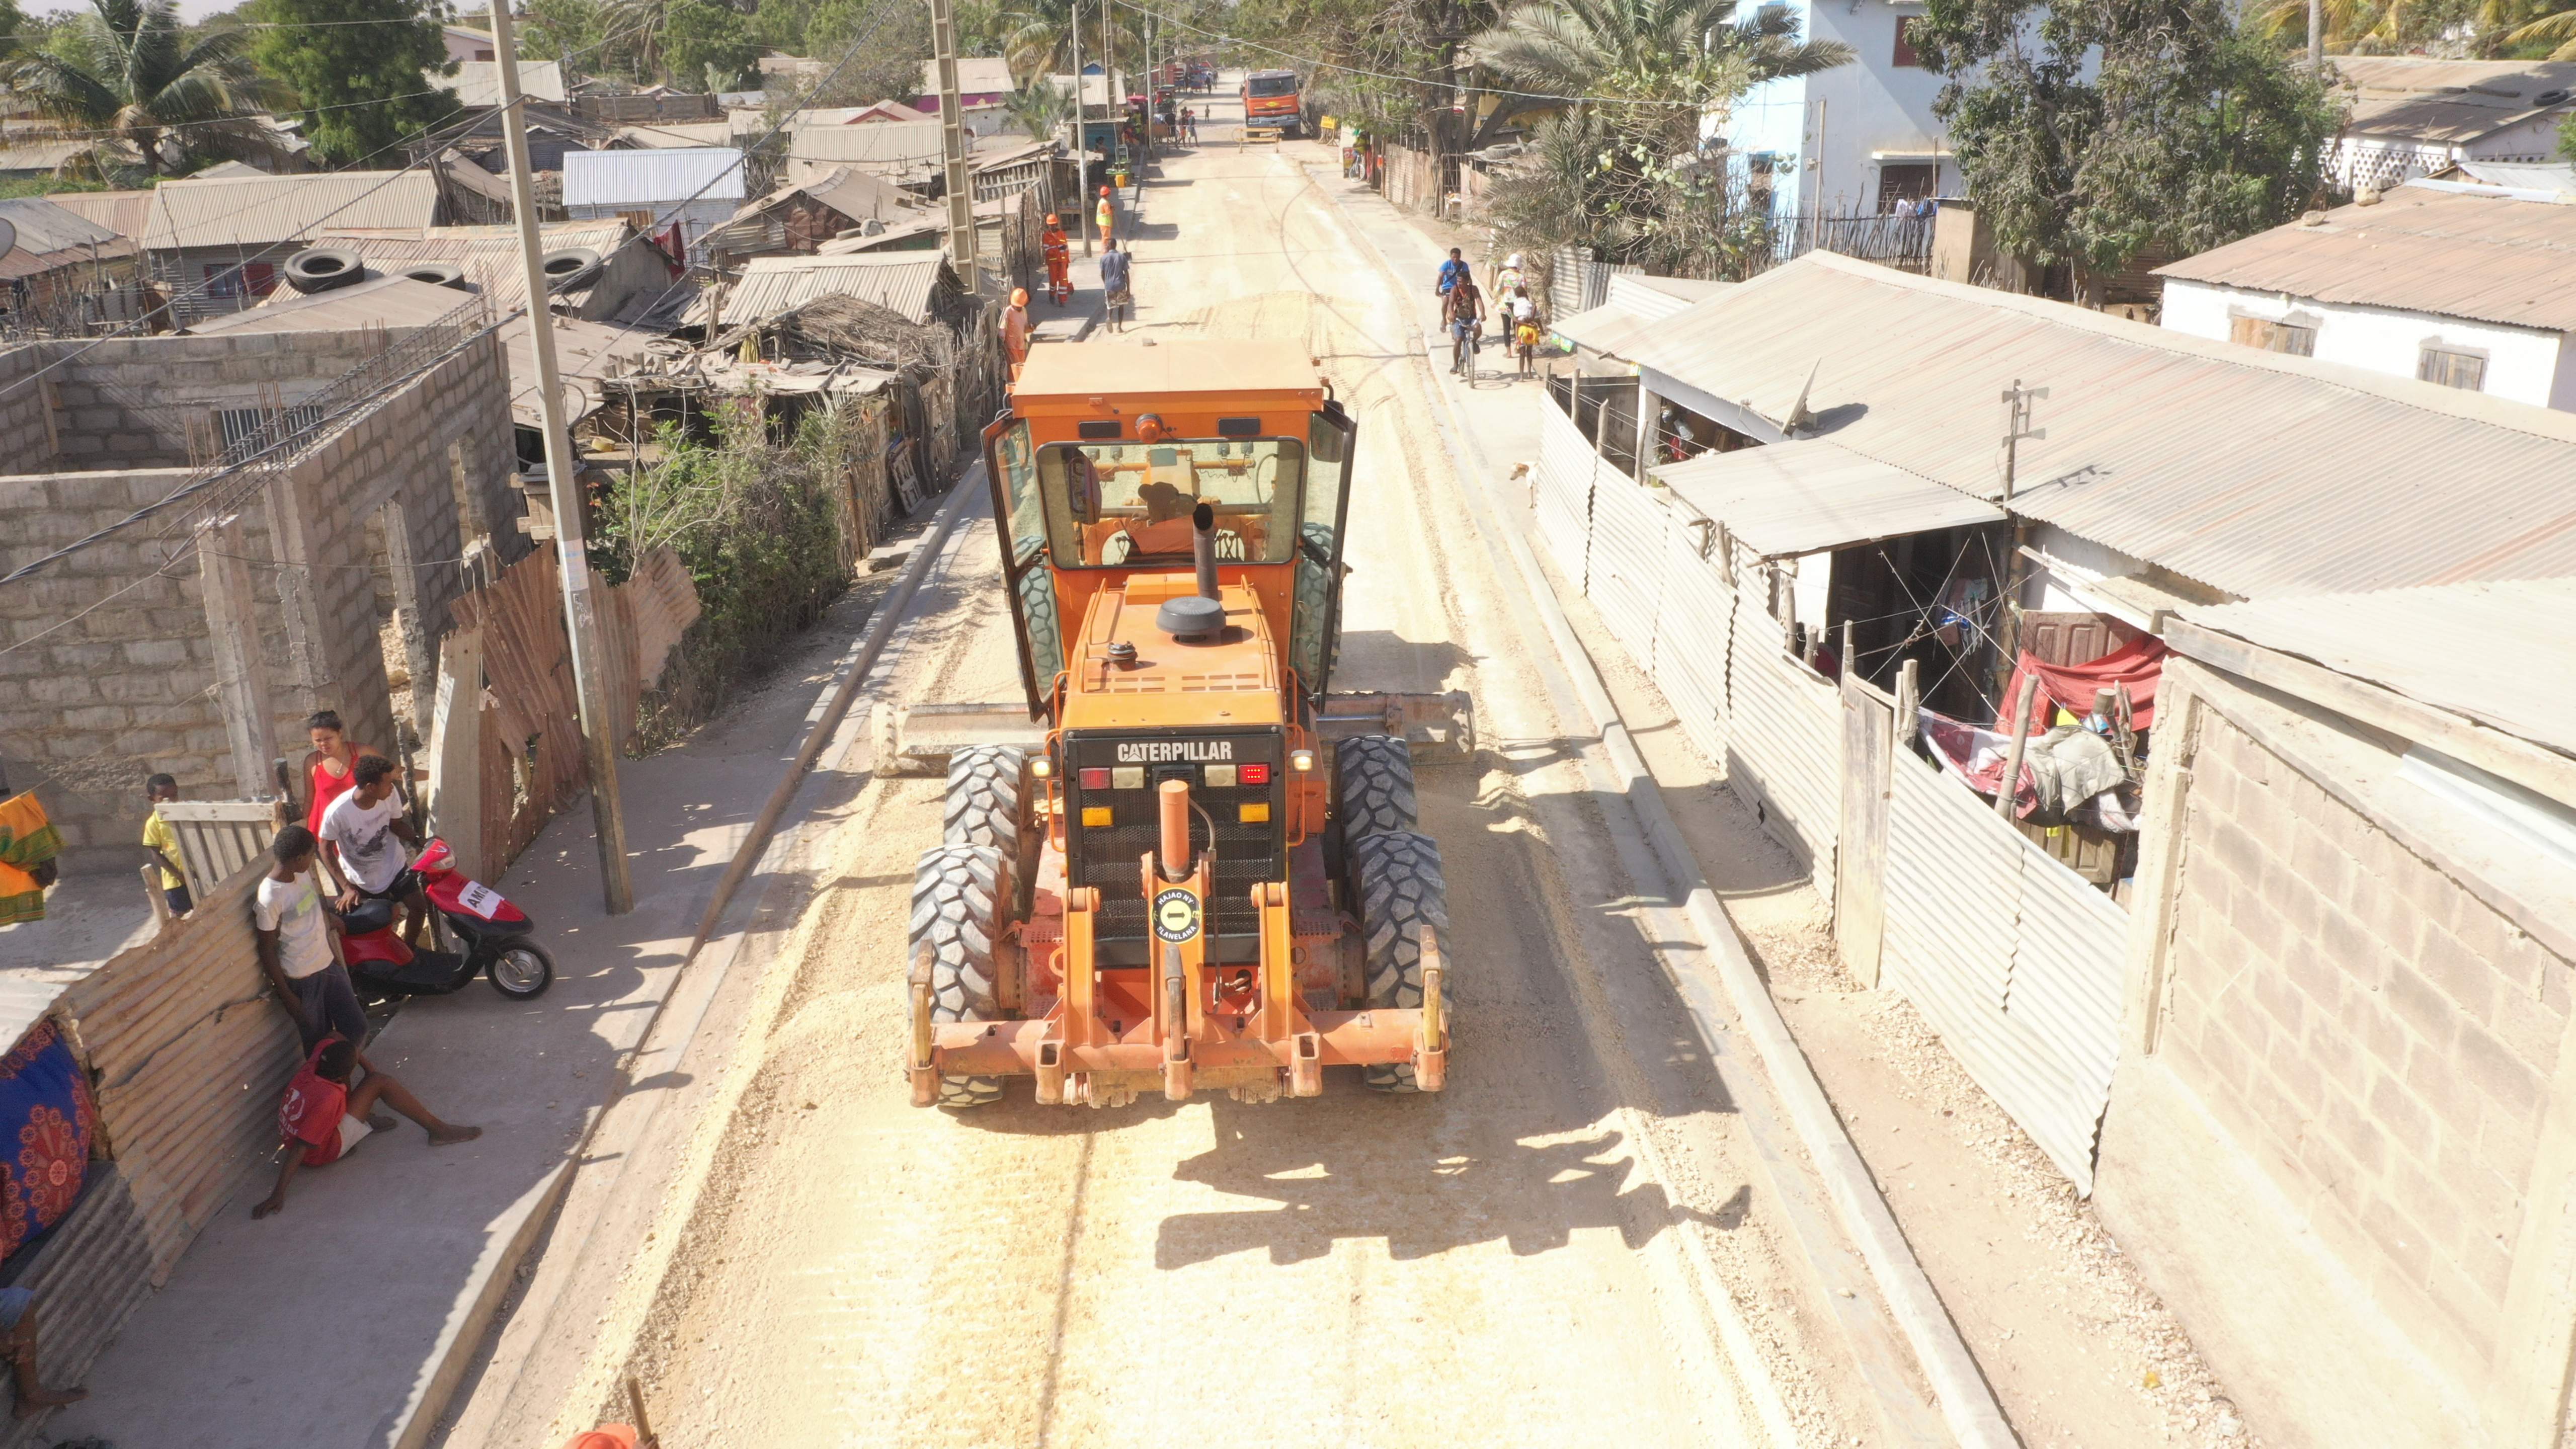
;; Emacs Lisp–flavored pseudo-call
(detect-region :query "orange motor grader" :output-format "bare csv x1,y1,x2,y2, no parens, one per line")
903,340,1473,1109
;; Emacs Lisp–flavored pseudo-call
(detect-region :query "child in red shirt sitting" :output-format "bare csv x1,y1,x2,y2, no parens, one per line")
254,1037,479,1219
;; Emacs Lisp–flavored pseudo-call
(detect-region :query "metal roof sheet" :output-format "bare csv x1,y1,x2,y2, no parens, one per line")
45,189,152,239
2332,56,2576,143
562,146,745,207
1625,252,2576,600
317,219,635,314
2440,160,2576,195
191,274,650,426
143,170,441,250
786,121,944,179
921,57,1016,96
0,196,122,254
1651,440,2006,557
1550,298,1658,358
2177,577,2576,757
442,58,568,107
713,252,951,326
615,120,746,148
1608,272,1731,321
2155,182,2576,331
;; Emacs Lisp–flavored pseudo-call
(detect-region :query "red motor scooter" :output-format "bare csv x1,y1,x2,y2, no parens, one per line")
337,838,554,1003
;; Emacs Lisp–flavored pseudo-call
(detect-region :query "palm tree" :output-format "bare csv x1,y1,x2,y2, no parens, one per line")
1003,77,1070,140
2505,2,2576,57
1469,0,1853,113
998,0,1137,86
7,0,269,176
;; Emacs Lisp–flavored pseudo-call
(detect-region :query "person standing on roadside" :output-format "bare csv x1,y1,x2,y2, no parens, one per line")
1098,239,1134,334
1002,287,1031,380
300,710,386,839
142,773,190,918
256,826,368,1054
1095,185,1116,245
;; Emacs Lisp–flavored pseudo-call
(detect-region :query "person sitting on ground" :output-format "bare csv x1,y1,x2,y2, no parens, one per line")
253,1036,479,1219
319,755,428,949
142,773,190,918
1118,481,1200,557
258,826,369,1054
0,1285,85,1419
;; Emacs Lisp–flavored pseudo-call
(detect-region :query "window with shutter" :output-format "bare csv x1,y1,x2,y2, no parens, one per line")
2418,346,2486,391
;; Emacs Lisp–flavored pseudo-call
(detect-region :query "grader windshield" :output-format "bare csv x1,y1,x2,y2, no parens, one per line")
1032,437,1306,566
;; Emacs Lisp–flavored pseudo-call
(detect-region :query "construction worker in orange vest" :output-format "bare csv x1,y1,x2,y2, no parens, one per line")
1095,185,1115,245
1040,212,1072,305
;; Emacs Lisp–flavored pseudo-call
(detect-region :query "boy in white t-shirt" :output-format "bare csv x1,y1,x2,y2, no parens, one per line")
256,826,370,1053
318,754,427,948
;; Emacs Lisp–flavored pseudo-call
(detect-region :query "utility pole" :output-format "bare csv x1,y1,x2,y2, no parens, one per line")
1073,2,1094,256
2309,0,2324,70
1992,378,2047,705
1101,0,1115,180
929,0,978,290
488,0,632,916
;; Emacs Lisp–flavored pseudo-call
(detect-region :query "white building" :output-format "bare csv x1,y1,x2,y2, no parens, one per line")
1716,0,1958,215
562,147,748,262
2156,180,2576,412
2323,56,2576,193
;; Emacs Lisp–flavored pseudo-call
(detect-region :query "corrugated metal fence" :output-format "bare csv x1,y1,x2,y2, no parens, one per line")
1532,389,2131,1188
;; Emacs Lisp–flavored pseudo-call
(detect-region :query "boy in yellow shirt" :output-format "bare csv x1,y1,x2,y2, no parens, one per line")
142,773,190,917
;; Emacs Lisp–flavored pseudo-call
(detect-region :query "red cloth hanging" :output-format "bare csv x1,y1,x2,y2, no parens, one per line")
1998,633,2169,731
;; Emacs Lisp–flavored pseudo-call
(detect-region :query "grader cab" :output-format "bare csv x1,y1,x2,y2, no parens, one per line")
901,341,1472,1108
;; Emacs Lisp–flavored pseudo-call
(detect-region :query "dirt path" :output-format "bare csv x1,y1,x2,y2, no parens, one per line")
617,116,1886,1448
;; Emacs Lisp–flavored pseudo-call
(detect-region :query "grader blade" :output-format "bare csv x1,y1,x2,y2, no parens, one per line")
872,701,1049,777
1317,690,1476,758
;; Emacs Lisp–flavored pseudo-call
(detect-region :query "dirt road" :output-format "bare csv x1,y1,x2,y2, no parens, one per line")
615,113,1891,1447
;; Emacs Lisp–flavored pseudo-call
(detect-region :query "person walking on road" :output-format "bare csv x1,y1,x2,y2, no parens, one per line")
1098,239,1134,334
1442,273,1485,379
1095,185,1116,245
1040,213,1072,304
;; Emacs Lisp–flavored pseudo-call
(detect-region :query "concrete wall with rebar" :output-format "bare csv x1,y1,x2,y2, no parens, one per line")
0,327,516,864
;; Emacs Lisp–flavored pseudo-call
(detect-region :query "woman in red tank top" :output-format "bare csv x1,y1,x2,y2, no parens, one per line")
300,711,383,836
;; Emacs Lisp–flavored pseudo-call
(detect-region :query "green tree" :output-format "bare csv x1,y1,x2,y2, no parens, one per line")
2559,110,2576,160
663,0,757,90
1918,0,2343,300
6,0,270,175
252,0,458,166
1002,76,1068,138
801,0,931,104
522,0,609,64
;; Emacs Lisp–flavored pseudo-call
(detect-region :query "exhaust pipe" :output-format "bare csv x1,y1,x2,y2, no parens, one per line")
1190,501,1218,601
1158,778,1192,877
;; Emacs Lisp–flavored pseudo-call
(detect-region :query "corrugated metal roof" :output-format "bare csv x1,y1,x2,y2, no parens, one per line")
616,120,743,149
2332,56,2576,143
1609,272,1731,321
562,146,746,207
2177,577,2576,757
143,170,441,250
1551,298,1657,358
442,58,568,107
2440,160,2576,195
47,189,152,239
0,196,122,254
1625,252,2576,600
318,219,634,315
713,252,950,326
192,273,651,426
786,121,943,179
2155,182,2576,331
920,57,1016,96
1651,440,2006,557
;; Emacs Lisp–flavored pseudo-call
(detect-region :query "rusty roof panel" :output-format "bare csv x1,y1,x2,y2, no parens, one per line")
2331,55,2576,143
1624,253,2576,600
2156,183,2576,331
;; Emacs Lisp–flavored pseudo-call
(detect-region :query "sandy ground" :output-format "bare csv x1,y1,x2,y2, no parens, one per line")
608,118,1898,1447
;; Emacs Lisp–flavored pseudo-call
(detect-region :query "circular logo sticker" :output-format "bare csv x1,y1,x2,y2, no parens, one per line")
1152,887,1201,943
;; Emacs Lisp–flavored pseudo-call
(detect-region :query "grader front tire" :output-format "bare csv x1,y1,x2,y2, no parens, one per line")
1334,734,1418,842
943,744,1027,849
1351,830,1448,1093
910,843,1011,1109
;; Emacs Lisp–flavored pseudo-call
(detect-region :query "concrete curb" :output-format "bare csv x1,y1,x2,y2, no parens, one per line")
1299,166,2022,1448
388,471,988,1449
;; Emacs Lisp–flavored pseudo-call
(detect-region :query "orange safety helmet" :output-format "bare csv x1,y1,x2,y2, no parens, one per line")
1044,212,1060,226
1099,185,1111,197
1010,287,1029,306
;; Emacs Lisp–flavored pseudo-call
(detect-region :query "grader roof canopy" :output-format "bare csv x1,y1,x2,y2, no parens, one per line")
1010,340,1324,405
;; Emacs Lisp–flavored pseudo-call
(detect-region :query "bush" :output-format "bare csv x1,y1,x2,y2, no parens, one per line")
597,400,854,747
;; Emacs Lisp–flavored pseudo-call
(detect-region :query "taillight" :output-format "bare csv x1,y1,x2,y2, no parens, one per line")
1239,763,1272,785
1078,767,1111,789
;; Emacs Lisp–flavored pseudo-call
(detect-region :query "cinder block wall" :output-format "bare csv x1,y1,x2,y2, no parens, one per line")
2150,699,2570,1411
0,326,519,865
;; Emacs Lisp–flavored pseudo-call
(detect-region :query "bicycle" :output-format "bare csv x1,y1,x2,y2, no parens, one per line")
1451,321,1482,380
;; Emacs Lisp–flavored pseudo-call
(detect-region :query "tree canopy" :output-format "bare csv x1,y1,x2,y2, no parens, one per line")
1917,0,2343,296
7,0,272,174
251,0,457,166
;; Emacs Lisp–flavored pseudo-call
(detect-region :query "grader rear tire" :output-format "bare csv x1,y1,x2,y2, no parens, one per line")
1351,830,1447,1093
944,744,1027,849
910,843,1011,1109
1334,734,1417,842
